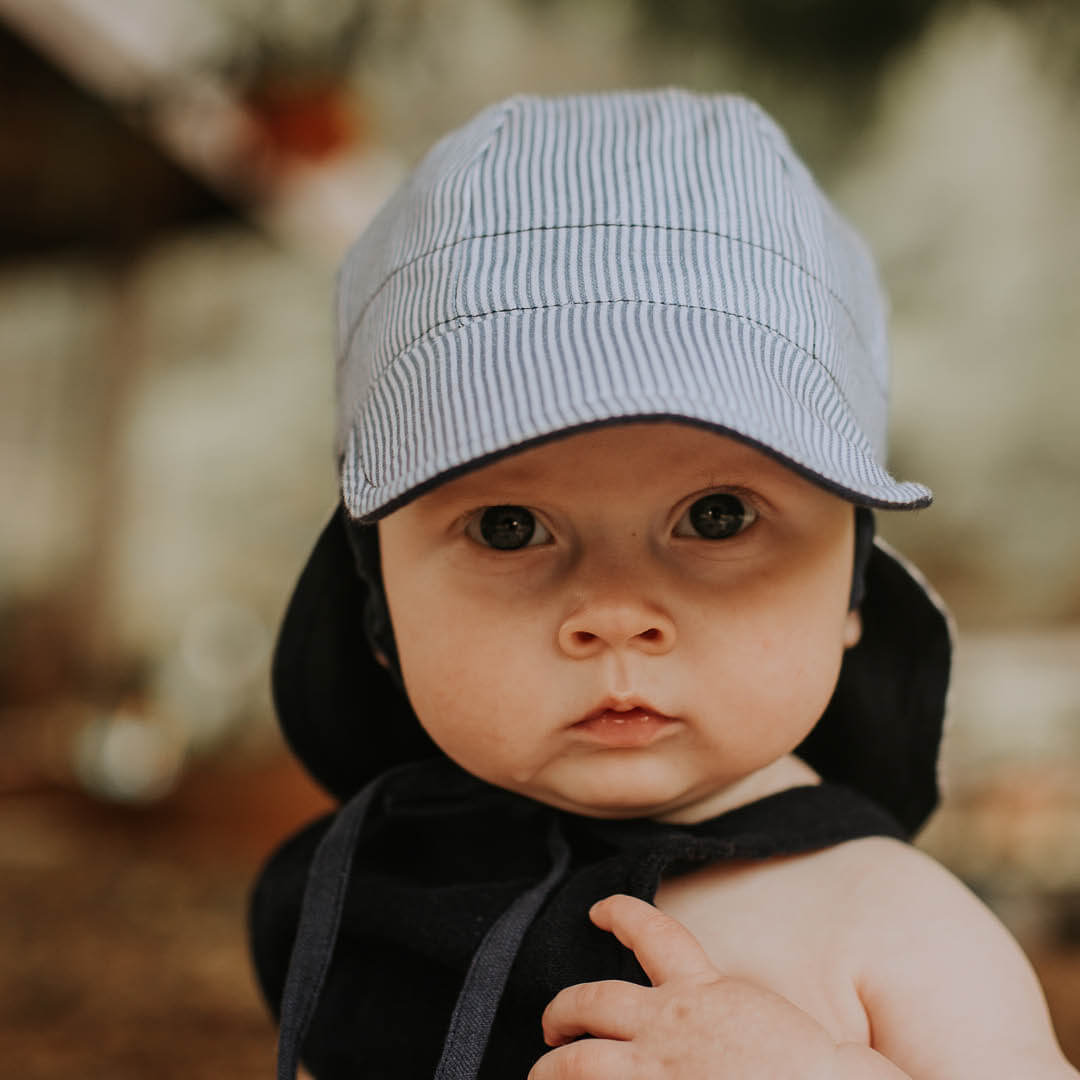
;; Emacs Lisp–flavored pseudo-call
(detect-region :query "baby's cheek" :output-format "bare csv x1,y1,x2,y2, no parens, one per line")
405,661,502,750
735,620,847,724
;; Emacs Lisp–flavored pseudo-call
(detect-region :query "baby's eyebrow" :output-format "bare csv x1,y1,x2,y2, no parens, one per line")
692,470,762,490
698,473,736,488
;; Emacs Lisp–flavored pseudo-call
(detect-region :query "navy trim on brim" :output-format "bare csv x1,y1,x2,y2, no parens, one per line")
273,506,949,835
344,416,932,525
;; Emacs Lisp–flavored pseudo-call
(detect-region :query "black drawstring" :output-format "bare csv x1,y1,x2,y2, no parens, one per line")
276,772,570,1080
276,771,388,1080
433,817,570,1080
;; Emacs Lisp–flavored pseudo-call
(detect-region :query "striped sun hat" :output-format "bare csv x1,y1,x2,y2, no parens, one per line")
334,88,931,521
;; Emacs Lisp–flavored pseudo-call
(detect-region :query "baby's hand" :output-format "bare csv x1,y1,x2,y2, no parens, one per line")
528,894,907,1079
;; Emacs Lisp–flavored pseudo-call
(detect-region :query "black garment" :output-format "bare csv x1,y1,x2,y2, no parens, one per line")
250,758,907,1080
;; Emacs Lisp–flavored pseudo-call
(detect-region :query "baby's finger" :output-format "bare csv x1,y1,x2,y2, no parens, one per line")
590,894,717,986
541,978,650,1046
527,1037,630,1080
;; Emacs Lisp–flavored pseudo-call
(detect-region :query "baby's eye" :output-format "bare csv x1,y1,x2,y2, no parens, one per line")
673,493,757,540
465,505,552,550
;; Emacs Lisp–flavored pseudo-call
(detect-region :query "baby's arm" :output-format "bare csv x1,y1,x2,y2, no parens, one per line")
841,837,1077,1079
530,894,910,1079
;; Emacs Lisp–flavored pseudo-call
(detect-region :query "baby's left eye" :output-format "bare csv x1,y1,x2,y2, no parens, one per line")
673,493,757,540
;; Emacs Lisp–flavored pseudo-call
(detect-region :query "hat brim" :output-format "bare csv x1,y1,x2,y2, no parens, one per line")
274,506,950,834
342,303,932,521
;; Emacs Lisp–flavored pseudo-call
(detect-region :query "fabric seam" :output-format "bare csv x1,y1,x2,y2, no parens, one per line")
366,298,883,404
340,222,871,366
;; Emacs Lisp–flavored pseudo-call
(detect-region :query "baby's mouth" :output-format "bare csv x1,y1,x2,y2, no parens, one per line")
571,702,678,747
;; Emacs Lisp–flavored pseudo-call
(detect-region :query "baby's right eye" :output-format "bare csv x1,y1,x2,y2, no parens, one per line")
465,506,552,550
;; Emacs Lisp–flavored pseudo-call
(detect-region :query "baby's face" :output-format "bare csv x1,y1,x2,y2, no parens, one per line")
379,422,860,823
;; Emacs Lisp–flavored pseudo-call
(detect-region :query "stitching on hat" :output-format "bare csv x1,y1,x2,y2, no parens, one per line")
342,224,862,356
394,298,875,410
414,297,813,355
340,223,875,377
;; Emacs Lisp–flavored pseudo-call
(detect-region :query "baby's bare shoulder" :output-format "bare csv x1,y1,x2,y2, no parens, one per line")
657,836,936,986
659,836,1077,1077
657,832,918,925
654,837,915,1045
798,836,1075,1078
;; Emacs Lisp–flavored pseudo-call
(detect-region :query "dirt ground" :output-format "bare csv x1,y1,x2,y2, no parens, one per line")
0,754,331,1079
3,754,1079,1078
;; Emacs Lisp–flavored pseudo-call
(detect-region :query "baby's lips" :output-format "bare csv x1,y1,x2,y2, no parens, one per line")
575,695,673,727
569,699,681,747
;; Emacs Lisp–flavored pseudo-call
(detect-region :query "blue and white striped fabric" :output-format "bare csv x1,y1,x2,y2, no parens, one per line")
334,89,931,520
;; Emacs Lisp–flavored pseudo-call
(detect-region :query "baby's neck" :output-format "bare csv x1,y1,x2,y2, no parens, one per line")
654,755,821,825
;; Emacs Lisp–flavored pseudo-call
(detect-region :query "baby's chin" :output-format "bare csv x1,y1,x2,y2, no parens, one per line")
510,775,733,823
498,755,822,823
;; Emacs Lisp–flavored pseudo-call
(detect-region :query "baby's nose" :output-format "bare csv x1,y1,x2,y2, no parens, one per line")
557,601,676,658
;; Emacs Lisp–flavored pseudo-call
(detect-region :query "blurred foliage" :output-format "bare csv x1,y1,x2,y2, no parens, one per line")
628,0,942,73
6,0,1076,259
212,0,374,87
515,0,1079,83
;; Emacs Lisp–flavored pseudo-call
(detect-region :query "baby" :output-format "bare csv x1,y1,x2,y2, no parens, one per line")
250,90,1077,1078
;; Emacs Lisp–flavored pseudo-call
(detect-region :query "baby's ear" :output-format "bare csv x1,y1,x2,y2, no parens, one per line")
843,609,862,649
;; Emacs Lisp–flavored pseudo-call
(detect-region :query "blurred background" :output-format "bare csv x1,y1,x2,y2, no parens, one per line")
1,0,1077,1075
